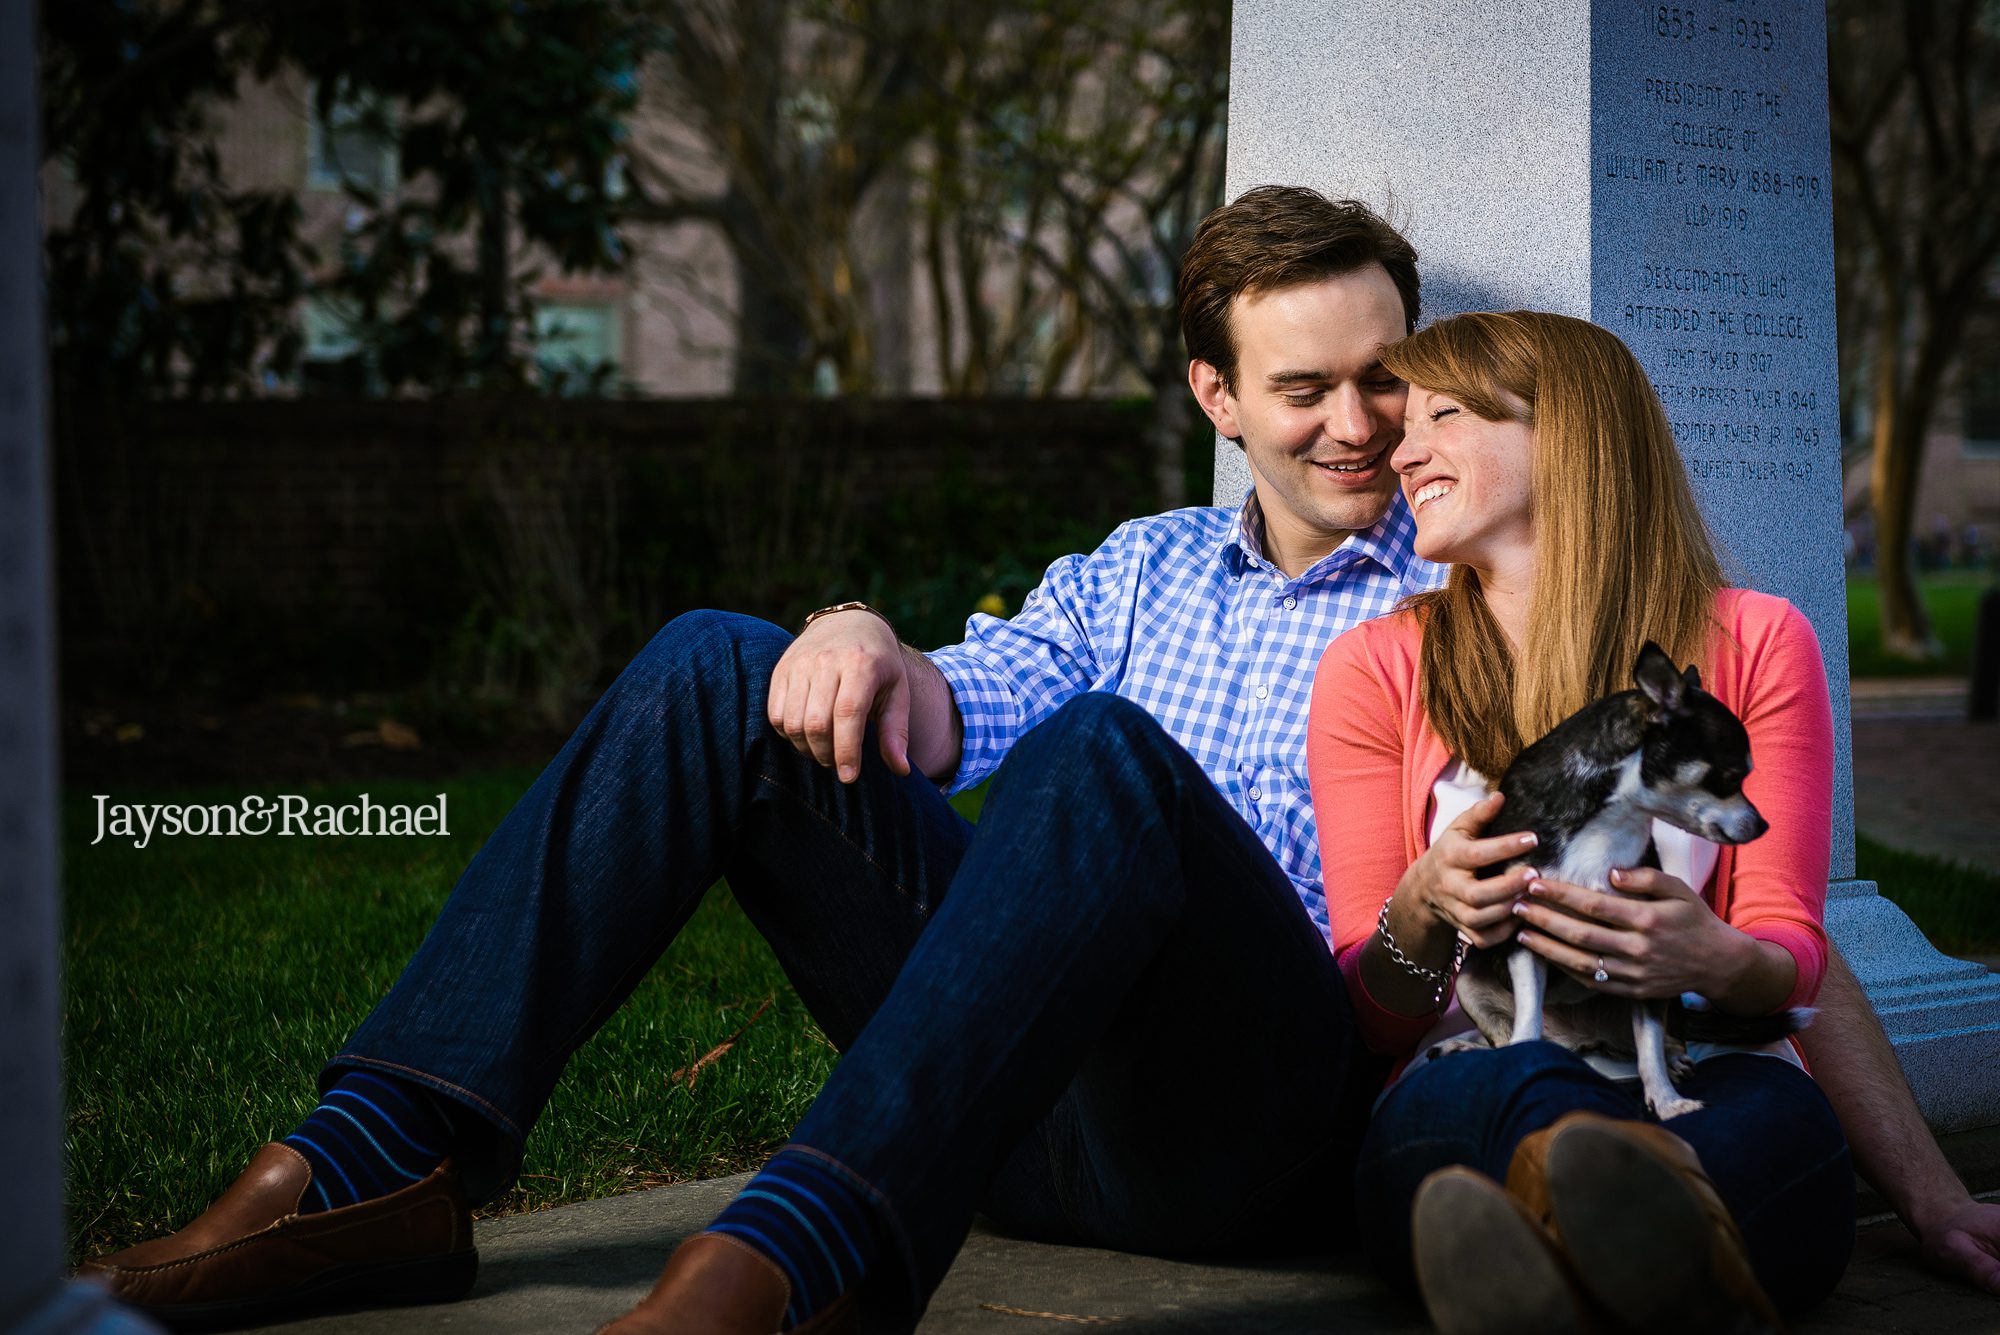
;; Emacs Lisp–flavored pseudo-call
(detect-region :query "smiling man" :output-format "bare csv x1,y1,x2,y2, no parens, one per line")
80,187,1999,1334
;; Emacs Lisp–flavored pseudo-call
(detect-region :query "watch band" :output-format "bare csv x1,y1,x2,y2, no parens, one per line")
801,601,894,634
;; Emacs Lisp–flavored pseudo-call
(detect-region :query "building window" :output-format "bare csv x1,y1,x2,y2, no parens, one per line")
534,302,621,393
1965,362,2000,459
298,297,373,395
306,90,397,194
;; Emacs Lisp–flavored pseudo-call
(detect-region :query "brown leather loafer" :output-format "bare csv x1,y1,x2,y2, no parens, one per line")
1410,1167,1598,1335
1508,1112,1784,1335
75,1142,476,1332
597,1232,857,1335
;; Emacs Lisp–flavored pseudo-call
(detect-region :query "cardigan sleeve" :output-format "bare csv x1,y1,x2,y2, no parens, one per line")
1309,624,1442,1055
1715,599,1835,1009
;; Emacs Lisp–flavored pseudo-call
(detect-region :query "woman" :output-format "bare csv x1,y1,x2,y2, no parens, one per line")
1307,311,1853,1335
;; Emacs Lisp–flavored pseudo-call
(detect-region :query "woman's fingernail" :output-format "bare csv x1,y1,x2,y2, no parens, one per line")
1511,902,1528,916
1528,881,1546,895
1457,929,1474,946
1516,930,1531,944
1522,866,1540,882
1519,833,1538,848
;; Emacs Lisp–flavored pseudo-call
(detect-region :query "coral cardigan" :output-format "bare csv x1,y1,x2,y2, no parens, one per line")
1307,587,1835,1057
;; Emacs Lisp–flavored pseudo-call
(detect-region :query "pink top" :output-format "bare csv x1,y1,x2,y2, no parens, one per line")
1307,587,1835,1058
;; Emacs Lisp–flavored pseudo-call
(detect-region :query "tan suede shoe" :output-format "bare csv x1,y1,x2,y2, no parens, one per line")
1507,1112,1785,1335
75,1142,476,1332
597,1232,858,1335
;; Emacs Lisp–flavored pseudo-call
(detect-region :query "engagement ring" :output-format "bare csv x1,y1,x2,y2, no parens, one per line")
1593,957,1609,983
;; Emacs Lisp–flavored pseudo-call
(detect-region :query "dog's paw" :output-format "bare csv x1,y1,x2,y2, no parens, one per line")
1668,1053,1696,1080
1650,1095,1706,1120
1426,1037,1491,1061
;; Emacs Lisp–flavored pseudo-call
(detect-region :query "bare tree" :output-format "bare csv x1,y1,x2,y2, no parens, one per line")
911,2,1228,505
620,0,1227,503
1829,0,2000,658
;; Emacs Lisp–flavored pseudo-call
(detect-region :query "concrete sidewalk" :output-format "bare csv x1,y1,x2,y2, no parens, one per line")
250,1172,1997,1334
1851,679,2000,876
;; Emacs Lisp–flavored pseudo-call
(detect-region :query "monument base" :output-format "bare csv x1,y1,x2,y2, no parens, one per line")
1828,880,2000,1134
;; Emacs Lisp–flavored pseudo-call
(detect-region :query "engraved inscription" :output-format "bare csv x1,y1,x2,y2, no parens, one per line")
1595,0,1837,496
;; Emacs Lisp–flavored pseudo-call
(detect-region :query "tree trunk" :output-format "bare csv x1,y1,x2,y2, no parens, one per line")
724,186,813,395
1147,366,1191,510
475,155,512,379
1867,296,1941,660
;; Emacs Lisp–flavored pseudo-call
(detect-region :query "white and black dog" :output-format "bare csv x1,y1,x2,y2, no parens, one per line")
1448,642,1809,1119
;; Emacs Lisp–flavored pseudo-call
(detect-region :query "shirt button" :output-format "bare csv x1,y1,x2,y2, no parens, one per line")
1255,684,1269,700
1283,596,1297,610
1247,786,1262,802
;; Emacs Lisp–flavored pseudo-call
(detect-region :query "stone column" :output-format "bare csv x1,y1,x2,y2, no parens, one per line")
0,3,157,1330
1219,0,2000,1130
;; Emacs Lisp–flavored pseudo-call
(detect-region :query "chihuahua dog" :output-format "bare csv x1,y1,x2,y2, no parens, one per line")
1449,642,1807,1119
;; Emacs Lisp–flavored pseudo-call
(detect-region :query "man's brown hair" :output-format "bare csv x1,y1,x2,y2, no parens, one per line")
1177,185,1420,391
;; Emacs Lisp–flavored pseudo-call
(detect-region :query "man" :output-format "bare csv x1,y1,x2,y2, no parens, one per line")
82,188,1998,1332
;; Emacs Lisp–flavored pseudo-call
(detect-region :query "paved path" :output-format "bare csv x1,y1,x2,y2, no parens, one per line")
240,1171,1998,1333
1851,679,2000,876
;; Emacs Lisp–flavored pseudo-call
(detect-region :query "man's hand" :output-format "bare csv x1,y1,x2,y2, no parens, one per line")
767,609,915,782
1912,1196,2000,1295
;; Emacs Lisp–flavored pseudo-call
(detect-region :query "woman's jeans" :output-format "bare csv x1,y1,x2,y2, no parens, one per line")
1354,1041,1855,1316
320,611,1386,1325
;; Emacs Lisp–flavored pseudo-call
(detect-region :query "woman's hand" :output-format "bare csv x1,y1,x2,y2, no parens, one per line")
1394,791,1542,951
1511,867,1793,1010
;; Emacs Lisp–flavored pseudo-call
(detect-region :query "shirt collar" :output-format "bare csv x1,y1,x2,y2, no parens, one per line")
1219,487,1429,585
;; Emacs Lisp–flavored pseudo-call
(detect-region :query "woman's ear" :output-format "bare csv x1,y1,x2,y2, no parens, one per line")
1188,360,1243,443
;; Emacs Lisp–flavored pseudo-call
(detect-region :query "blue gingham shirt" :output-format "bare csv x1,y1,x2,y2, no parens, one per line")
927,490,1446,938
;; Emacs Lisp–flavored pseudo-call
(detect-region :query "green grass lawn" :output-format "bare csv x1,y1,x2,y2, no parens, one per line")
63,771,987,1263
1846,571,1996,678
1858,834,2000,957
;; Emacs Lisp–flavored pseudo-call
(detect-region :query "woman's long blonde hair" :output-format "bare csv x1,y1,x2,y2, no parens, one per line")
1378,311,1724,779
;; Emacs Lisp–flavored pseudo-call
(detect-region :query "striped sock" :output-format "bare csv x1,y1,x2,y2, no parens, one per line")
282,1070,454,1214
705,1149,883,1329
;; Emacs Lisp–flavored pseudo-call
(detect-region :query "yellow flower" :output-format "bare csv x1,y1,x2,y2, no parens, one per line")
975,593,1007,618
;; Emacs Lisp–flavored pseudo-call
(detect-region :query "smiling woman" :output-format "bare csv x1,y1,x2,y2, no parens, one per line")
1307,310,1850,1335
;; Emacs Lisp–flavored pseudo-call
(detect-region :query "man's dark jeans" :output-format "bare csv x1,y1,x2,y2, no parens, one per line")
324,611,1385,1324
1353,1042,1855,1316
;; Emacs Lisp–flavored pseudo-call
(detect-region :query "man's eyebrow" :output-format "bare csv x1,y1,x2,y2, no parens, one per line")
1264,359,1399,388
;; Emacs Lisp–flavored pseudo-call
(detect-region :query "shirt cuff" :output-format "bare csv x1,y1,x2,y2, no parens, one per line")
923,643,1023,796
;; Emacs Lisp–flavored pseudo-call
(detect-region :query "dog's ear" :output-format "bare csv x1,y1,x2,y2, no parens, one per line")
1634,641,1686,715
1681,663,1703,692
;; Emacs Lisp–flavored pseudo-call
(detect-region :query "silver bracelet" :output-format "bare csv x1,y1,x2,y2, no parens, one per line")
1375,895,1467,1013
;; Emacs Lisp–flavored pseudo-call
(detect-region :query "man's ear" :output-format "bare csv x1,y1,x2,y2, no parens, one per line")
1188,360,1244,443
